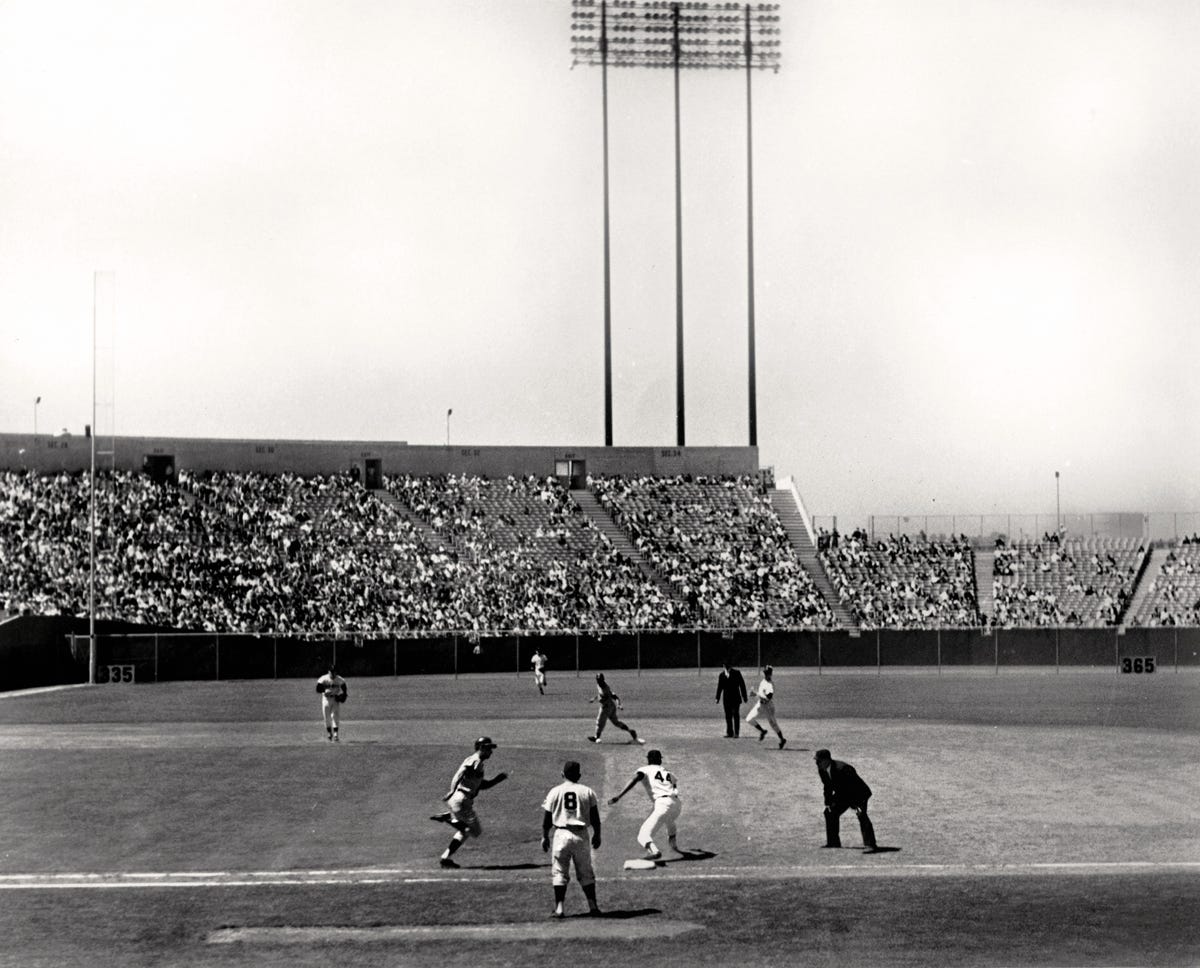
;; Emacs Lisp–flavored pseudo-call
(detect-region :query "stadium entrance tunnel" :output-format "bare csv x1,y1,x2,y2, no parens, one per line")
208,920,704,944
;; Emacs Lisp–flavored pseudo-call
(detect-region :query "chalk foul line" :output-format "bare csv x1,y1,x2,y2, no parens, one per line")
0,860,1198,890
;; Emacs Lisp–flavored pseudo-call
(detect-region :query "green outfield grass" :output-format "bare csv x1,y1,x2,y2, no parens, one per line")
0,669,1197,967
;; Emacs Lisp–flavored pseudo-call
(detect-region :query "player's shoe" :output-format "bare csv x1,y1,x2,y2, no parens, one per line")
669,836,679,852
630,730,645,744
439,858,460,869
778,737,786,749
757,729,767,742
645,848,662,860
429,813,451,824
333,733,340,743
586,736,598,743
552,906,564,919
587,906,602,916
863,846,882,854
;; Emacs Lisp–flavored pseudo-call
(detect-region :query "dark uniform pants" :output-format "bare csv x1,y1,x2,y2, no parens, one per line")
824,797,876,849
722,702,742,737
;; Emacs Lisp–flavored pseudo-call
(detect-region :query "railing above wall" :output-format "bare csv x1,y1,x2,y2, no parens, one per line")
811,512,1200,545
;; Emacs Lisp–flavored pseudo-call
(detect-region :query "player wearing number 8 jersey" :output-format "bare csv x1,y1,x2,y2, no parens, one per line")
609,749,682,860
541,760,602,918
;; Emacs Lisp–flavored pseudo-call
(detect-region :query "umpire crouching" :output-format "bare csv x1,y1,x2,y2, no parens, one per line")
814,749,880,853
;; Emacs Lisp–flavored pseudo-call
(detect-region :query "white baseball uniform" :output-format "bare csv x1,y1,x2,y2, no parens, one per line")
633,763,682,849
531,652,547,689
745,676,778,732
316,673,347,734
542,779,599,887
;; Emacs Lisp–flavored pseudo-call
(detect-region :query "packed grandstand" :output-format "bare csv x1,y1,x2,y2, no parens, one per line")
2,461,1196,634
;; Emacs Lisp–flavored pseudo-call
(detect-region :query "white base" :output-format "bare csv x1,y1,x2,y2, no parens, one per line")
622,858,659,870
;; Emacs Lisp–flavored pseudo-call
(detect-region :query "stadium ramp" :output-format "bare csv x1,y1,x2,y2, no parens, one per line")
974,547,996,625
1122,545,1172,628
768,484,856,631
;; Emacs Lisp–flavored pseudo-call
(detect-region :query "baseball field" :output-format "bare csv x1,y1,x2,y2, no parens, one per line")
1,666,1197,967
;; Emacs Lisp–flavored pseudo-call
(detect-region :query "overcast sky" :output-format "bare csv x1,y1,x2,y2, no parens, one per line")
1,0,1197,519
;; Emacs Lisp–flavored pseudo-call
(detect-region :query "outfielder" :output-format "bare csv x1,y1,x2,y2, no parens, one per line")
608,748,681,860
315,666,348,742
431,736,508,868
746,665,786,749
541,759,602,918
586,673,643,744
531,649,548,694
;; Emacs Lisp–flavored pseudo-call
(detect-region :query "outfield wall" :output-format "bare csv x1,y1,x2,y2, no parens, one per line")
57,626,1200,687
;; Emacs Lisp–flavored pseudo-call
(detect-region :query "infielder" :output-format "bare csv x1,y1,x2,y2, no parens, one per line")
586,673,643,744
531,649,548,694
746,665,786,749
541,759,602,918
315,666,348,742
608,748,681,860
431,736,508,868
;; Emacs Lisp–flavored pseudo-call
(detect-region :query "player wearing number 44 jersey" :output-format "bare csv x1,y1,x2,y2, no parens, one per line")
315,667,347,742
541,760,602,918
608,749,682,860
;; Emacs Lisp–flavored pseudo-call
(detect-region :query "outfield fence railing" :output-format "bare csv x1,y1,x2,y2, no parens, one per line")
70,625,1199,684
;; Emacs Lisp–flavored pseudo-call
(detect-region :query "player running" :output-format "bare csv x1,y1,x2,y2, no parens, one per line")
430,737,508,868
608,748,682,861
315,666,348,742
586,673,643,744
531,648,548,694
746,665,786,749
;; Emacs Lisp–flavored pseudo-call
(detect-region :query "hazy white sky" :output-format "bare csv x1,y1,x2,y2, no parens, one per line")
1,0,1197,518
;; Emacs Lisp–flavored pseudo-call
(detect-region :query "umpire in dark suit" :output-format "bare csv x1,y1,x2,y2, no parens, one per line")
715,662,748,737
815,749,879,852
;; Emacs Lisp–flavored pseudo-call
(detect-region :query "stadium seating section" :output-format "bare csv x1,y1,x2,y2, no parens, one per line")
991,536,1145,628
1128,541,1200,627
1,469,1195,633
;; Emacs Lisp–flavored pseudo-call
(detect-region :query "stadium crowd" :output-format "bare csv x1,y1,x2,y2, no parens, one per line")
3,468,1198,634
990,535,1144,627
817,529,981,629
588,474,836,629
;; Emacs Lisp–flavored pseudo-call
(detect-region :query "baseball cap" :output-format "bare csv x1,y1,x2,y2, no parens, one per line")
563,760,582,780
474,736,498,751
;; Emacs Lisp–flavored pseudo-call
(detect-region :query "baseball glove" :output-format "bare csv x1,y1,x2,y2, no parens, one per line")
335,693,347,703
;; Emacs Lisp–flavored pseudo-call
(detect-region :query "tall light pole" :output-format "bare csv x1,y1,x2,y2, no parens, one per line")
33,396,41,437
1055,470,1061,536
571,1,781,448
446,408,453,447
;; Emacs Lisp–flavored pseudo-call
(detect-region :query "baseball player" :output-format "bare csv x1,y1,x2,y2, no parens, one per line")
541,759,602,918
531,649,549,694
431,737,508,868
745,665,786,749
815,749,879,852
586,673,643,744
315,666,348,742
608,748,682,860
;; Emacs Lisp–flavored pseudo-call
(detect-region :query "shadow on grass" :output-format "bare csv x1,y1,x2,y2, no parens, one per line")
864,846,901,854
581,908,662,920
472,861,550,871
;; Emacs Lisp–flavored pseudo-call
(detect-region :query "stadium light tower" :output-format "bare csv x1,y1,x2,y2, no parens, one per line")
571,0,781,447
